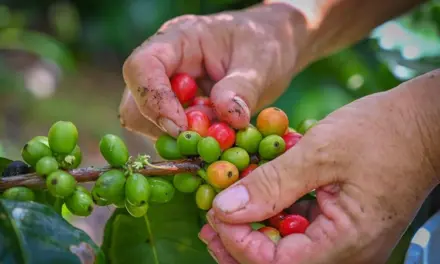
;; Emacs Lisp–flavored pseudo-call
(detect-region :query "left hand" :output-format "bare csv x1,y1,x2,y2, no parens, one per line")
199,70,440,264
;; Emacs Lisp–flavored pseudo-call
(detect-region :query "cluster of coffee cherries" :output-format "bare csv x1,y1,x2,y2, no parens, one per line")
154,73,319,241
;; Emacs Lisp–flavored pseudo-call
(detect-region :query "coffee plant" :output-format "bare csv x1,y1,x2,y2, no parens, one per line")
0,73,318,264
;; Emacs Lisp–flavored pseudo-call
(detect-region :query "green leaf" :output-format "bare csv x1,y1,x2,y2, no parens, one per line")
0,157,13,176
102,191,215,264
0,199,105,264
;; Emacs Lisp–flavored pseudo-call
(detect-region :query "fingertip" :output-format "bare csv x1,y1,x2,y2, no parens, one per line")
210,89,251,129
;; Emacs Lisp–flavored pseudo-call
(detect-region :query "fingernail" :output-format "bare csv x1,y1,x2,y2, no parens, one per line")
208,249,219,263
206,212,217,232
214,184,249,213
198,232,208,244
158,117,181,137
232,96,250,117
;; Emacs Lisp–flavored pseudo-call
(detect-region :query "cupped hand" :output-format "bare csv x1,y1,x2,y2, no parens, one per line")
119,3,309,139
199,72,440,264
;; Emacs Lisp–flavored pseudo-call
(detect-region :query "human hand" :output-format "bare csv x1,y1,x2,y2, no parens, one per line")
199,71,440,264
119,3,309,139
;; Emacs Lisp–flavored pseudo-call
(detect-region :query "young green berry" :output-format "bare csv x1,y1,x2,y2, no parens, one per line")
125,200,149,218
147,177,175,204
221,147,250,171
30,136,49,147
258,135,286,160
155,134,183,160
125,173,151,207
197,168,209,182
296,119,318,134
99,134,129,167
57,145,82,169
195,184,216,210
65,187,94,217
48,121,78,154
250,222,266,230
173,173,202,193
46,170,77,198
93,169,126,204
2,187,35,201
21,140,52,168
177,131,202,156
258,160,269,166
236,126,263,154
197,137,221,163
35,156,59,177
91,189,112,206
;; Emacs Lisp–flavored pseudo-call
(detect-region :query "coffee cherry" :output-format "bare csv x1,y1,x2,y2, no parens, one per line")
221,147,250,171
91,189,112,206
2,160,31,177
240,164,258,179
148,177,175,204
57,145,82,170
282,132,302,151
297,119,318,134
155,134,183,160
197,137,221,163
125,200,149,218
187,110,210,137
235,126,263,154
285,127,297,134
30,136,49,147
65,187,94,217
2,186,35,201
35,156,59,178
99,134,129,167
256,107,289,136
46,170,77,198
206,122,235,150
190,96,212,107
125,173,151,207
93,169,126,204
173,172,202,193
195,184,216,210
48,121,78,154
258,226,281,244
250,222,266,230
170,73,198,104
197,168,209,182
258,135,286,160
177,131,202,156
206,161,239,189
279,214,310,236
21,140,52,168
266,211,287,229
258,160,268,166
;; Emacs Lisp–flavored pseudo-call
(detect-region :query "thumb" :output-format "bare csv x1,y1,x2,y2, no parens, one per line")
211,140,332,224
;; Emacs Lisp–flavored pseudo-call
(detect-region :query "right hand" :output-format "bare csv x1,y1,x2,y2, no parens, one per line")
119,3,310,139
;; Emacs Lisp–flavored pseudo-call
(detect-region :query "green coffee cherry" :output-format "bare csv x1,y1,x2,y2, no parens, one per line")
258,160,269,166
125,173,151,207
65,187,94,217
2,187,35,201
258,135,286,160
93,169,126,204
197,137,221,163
173,173,202,193
99,134,129,167
148,177,175,204
125,200,149,218
21,140,52,168
177,131,201,156
236,126,263,154
155,134,183,160
48,121,78,154
35,156,59,177
297,119,318,134
250,222,266,230
197,169,208,182
221,147,250,171
30,136,49,147
91,189,112,206
57,145,82,170
195,184,216,210
46,170,77,198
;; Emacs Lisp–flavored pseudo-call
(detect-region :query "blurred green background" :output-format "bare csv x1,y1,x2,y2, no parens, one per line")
1,0,439,262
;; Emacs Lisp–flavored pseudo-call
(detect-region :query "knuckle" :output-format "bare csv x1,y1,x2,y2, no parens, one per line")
254,163,283,212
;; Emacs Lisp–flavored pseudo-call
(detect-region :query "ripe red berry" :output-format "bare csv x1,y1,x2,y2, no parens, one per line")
240,164,258,179
206,122,236,150
258,226,281,244
187,110,210,137
170,73,198,104
267,211,288,229
279,214,310,237
282,132,303,151
190,96,212,107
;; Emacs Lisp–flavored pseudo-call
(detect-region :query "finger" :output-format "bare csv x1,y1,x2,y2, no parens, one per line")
199,224,217,245
122,32,189,137
118,89,164,141
211,135,338,224
207,235,239,264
